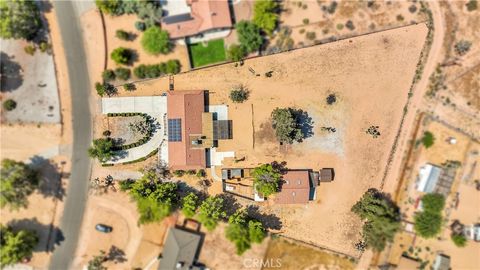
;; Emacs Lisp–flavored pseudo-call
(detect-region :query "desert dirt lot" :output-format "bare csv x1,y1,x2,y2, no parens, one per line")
116,23,429,256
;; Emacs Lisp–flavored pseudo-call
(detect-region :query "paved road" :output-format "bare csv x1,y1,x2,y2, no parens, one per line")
49,1,93,269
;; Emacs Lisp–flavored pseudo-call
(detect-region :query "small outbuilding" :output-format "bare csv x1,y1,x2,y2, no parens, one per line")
319,168,334,182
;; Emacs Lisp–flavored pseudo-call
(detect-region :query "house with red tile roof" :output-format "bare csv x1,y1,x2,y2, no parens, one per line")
275,170,317,204
161,0,233,39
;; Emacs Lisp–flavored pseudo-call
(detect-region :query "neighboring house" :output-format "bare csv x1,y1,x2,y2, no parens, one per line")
275,170,317,204
158,227,202,270
432,254,451,270
167,90,232,170
161,0,232,39
416,163,455,196
464,223,480,241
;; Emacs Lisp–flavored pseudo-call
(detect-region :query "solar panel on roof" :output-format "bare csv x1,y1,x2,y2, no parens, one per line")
168,119,182,142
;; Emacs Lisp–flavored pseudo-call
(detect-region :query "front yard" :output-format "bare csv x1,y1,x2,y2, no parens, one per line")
188,39,227,68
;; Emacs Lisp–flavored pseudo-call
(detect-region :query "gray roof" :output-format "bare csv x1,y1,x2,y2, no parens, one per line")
163,13,194,24
433,254,450,270
158,228,201,270
424,165,442,193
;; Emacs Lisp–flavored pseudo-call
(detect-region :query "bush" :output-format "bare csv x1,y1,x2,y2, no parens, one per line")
466,0,478,11
253,0,279,34
110,47,132,65
451,234,467,247
114,67,131,80
186,170,196,175
421,131,435,148
24,45,36,55
95,82,105,96
173,170,185,177
102,130,111,137
196,169,206,178
141,26,171,55
302,18,309,25
123,83,136,91
165,59,181,74
414,211,442,238
135,21,146,31
115,29,130,40
95,82,117,97
227,44,246,61
396,14,404,21
336,23,344,30
306,31,316,41
409,4,417,13
236,21,263,53
454,40,472,56
421,194,445,213
3,99,17,111
133,64,148,79
102,69,116,81
345,20,355,31
39,41,51,53
230,85,249,103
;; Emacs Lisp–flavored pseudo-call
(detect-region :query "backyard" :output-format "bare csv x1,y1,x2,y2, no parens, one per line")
189,39,227,68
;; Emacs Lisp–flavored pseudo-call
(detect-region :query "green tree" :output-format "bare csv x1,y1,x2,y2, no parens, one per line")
165,59,181,74
1,159,39,210
182,192,199,218
127,171,178,224
466,0,478,11
351,189,401,251
454,40,472,56
248,220,265,243
226,222,251,255
141,26,171,55
252,164,281,197
110,47,132,65
236,21,263,53
421,131,435,148
229,85,249,103
0,225,39,266
451,234,467,247
88,138,115,163
0,0,42,40
3,99,17,111
271,108,303,144
421,193,445,213
87,250,107,270
123,83,136,91
225,208,266,254
414,211,442,238
253,0,279,34
115,29,130,41
95,0,121,15
197,196,226,231
227,44,246,61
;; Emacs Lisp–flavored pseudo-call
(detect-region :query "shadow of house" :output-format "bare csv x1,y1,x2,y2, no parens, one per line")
0,52,24,92
29,155,65,201
7,218,64,253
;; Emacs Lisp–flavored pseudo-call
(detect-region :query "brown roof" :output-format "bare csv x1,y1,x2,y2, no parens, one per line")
167,90,206,170
275,170,311,204
161,0,232,39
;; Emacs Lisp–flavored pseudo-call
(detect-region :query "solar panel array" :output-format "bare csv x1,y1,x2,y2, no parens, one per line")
168,119,182,142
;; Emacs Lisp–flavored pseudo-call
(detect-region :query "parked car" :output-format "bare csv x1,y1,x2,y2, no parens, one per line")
95,224,113,233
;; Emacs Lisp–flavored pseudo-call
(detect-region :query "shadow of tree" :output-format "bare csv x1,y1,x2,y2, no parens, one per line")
246,205,283,231
291,108,314,140
107,245,127,264
7,218,64,253
29,155,65,201
0,51,24,92
218,193,242,217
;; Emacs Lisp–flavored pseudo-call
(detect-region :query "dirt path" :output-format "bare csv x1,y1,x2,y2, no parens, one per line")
382,1,445,195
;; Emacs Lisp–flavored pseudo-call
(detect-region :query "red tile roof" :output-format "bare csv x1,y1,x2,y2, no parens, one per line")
167,90,206,170
275,170,311,204
161,0,232,39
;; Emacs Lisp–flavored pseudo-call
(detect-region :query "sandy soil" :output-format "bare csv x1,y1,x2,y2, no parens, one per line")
104,14,191,75
112,23,429,256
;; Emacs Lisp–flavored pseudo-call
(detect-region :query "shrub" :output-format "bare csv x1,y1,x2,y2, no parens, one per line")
102,130,111,137
95,82,105,96
236,21,263,53
102,69,116,81
24,45,36,55
165,59,181,74
230,85,249,103
302,18,309,25
133,64,148,78
306,31,316,41
396,14,404,21
454,40,472,56
336,23,344,30
3,99,17,111
173,170,185,177
110,47,132,65
95,82,117,97
409,4,417,13
114,67,130,80
186,170,196,175
466,0,478,11
141,26,171,55
414,211,442,238
39,41,51,53
123,83,136,91
135,21,146,31
326,1,338,14
227,44,246,61
421,193,445,213
299,29,305,34
115,29,130,40
196,169,206,178
421,131,435,148
345,20,355,31
451,234,467,247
